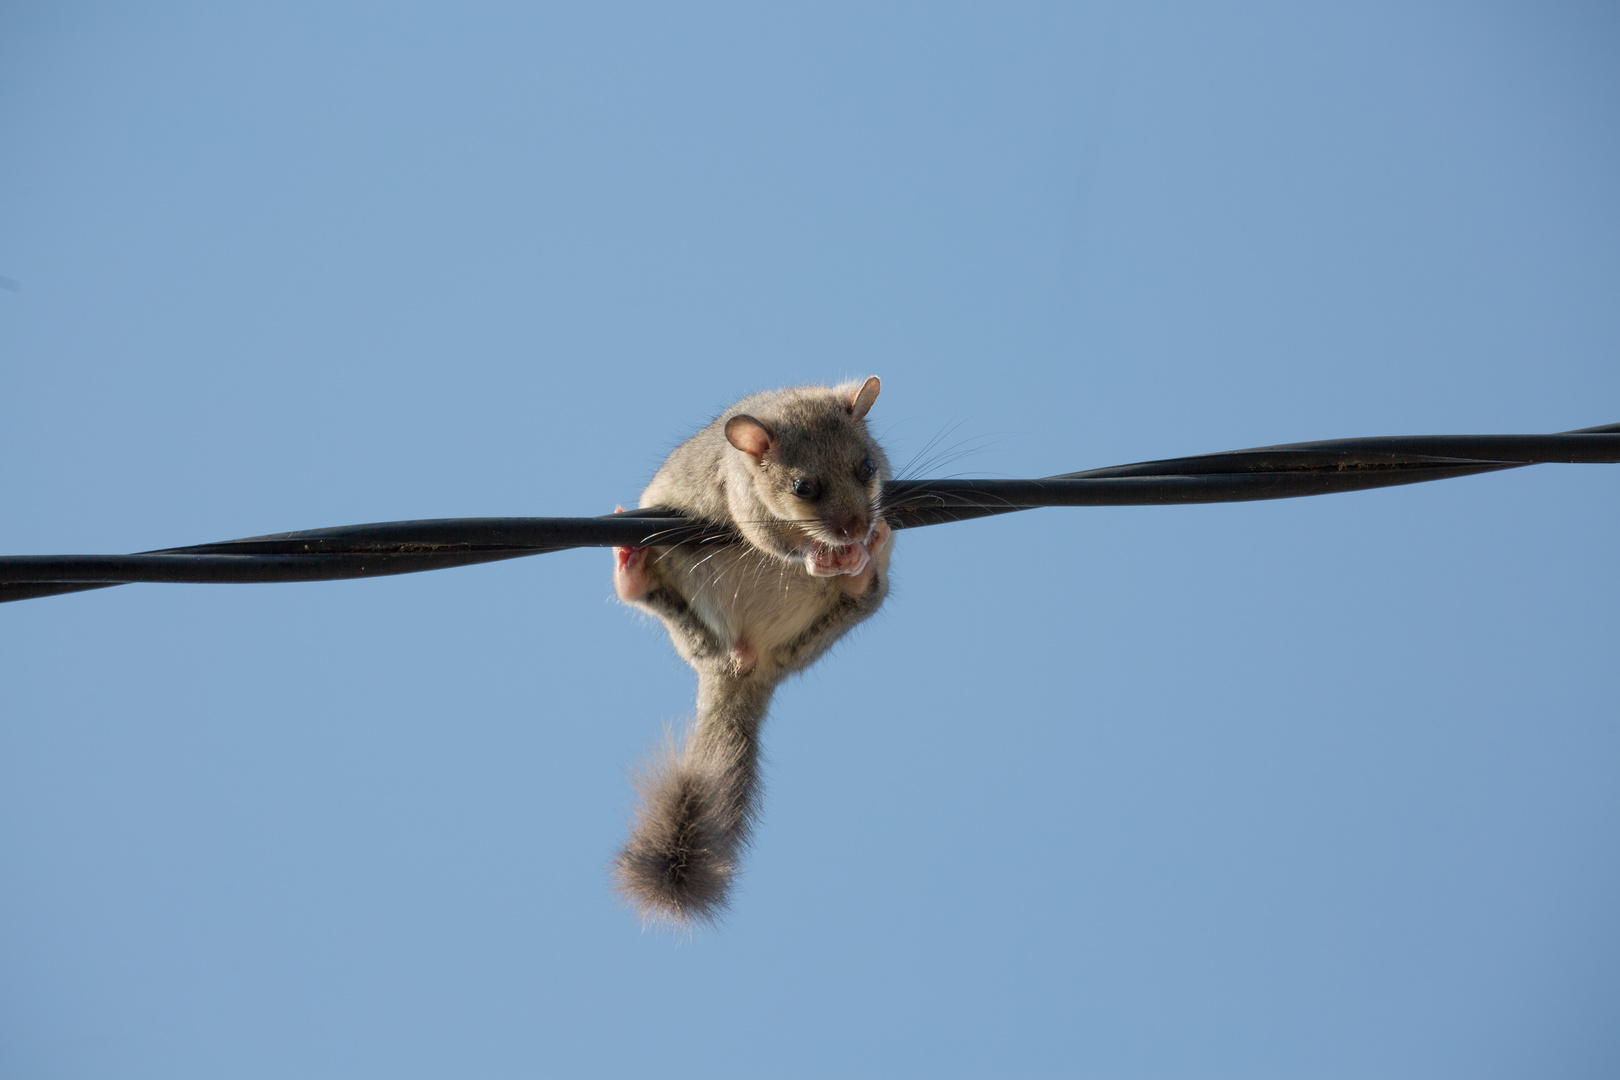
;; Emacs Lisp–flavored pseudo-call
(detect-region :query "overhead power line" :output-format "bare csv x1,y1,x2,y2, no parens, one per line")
4,423,1616,605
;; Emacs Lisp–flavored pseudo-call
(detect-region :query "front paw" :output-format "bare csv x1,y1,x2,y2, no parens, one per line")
805,542,870,578
866,518,891,557
613,545,650,601
838,520,889,596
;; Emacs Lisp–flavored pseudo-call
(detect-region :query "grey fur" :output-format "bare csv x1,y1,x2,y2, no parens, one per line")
613,379,893,927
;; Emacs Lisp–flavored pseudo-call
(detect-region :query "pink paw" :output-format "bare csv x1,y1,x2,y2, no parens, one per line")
613,544,649,601
867,518,891,556
839,519,889,597
611,505,651,601
805,542,869,578
805,519,890,580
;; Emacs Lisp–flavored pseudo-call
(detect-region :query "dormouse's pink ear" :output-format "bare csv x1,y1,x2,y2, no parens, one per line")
848,375,881,420
725,414,774,460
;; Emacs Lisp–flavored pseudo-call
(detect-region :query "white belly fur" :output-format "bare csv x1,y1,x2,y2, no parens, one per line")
652,543,839,665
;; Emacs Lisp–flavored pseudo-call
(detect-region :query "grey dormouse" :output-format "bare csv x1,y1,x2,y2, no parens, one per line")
611,377,893,926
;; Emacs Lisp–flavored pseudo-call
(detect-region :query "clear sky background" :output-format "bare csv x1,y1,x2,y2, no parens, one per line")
2,3,1617,1077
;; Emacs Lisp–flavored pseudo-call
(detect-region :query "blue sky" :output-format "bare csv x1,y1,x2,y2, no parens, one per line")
2,3,1617,1077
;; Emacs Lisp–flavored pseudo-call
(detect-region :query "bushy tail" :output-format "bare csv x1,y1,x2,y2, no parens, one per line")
614,673,775,928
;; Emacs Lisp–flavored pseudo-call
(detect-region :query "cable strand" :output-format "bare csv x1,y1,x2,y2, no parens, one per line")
4,426,1615,603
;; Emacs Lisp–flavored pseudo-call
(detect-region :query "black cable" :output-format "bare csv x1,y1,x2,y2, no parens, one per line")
4,425,1616,604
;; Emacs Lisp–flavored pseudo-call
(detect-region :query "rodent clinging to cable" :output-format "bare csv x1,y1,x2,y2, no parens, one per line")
612,377,893,927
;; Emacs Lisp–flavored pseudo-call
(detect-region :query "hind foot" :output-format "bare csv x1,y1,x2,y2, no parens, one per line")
727,640,757,676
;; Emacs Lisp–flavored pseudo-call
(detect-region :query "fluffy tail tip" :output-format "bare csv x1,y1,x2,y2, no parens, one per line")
613,749,738,928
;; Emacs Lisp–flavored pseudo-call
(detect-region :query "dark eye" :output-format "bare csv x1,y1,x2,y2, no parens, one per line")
792,477,821,500
857,457,876,482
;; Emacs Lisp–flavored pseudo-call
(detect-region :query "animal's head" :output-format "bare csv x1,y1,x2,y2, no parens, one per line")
725,376,889,557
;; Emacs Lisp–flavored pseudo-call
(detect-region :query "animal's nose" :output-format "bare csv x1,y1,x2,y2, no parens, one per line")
834,514,868,542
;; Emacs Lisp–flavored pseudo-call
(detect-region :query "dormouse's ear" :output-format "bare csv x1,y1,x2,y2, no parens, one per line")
848,375,881,420
725,414,774,460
